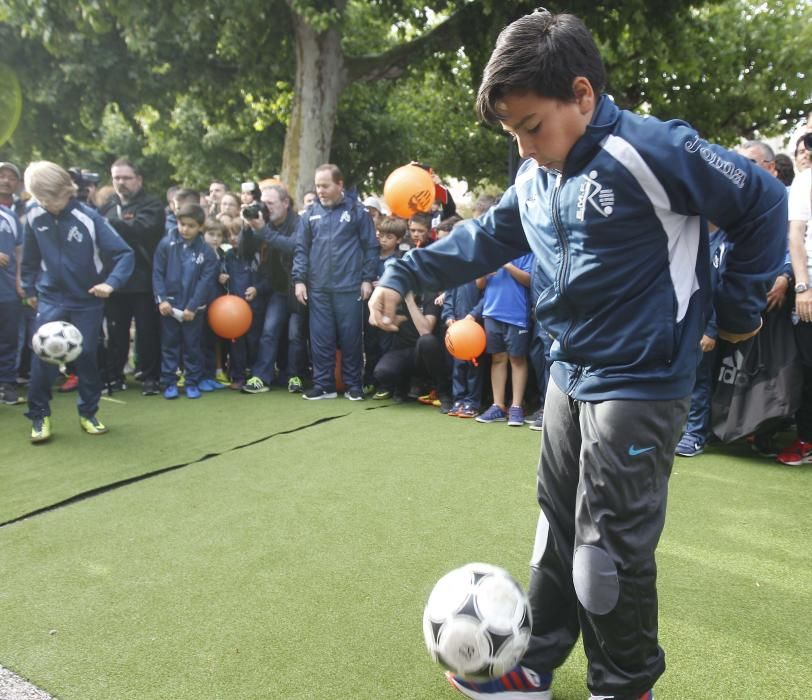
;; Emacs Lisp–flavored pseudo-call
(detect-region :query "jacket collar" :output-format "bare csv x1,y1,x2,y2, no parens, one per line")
563,94,620,177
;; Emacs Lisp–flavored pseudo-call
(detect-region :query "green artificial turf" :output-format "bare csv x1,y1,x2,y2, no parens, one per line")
0,393,810,699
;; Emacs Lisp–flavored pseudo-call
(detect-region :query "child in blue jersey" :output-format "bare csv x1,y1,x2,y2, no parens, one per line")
369,10,785,700
222,220,269,390
199,219,228,391
21,161,134,443
152,203,219,400
472,253,534,426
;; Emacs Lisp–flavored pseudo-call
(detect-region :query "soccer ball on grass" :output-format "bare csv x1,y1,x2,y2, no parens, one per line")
423,562,532,680
32,321,83,365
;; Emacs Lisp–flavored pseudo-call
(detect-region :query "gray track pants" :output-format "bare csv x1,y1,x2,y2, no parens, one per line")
522,380,690,699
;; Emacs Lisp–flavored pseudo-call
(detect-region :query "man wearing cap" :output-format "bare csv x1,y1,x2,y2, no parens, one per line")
98,157,165,395
0,161,25,218
0,161,25,405
362,196,384,227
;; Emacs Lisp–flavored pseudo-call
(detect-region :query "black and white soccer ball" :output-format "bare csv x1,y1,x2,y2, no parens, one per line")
423,562,532,680
32,321,83,365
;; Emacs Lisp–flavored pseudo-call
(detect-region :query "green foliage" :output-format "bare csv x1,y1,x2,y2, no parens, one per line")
1,0,810,194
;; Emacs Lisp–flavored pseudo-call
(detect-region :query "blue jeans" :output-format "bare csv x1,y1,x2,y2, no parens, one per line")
308,289,363,393
25,301,105,419
251,292,305,384
451,358,482,407
683,347,717,443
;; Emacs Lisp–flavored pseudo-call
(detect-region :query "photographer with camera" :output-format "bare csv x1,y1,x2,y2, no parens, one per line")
240,184,307,394
68,168,101,208
98,158,165,396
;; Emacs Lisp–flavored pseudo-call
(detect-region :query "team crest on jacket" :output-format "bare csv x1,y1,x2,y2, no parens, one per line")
340,211,351,223
576,170,614,221
67,226,83,243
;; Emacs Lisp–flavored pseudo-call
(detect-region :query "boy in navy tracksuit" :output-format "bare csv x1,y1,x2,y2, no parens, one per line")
152,203,218,399
674,226,729,457
21,161,134,443
222,222,269,389
441,275,484,417
369,10,786,700
0,200,23,405
292,164,378,400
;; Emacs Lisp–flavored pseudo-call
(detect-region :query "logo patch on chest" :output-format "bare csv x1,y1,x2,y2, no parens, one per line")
67,226,83,243
576,170,614,221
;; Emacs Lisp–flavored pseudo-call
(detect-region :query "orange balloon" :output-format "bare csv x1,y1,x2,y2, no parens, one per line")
208,295,253,340
445,318,486,362
383,164,435,218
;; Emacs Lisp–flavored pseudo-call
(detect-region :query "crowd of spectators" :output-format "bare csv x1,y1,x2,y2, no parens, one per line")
0,116,810,452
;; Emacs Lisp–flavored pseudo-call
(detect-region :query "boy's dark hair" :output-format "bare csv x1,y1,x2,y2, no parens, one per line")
409,212,433,229
176,203,206,226
203,218,227,237
774,153,795,187
476,9,606,125
435,215,462,233
377,216,407,239
174,187,201,206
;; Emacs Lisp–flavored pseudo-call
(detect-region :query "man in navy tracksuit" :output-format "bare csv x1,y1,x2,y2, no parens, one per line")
293,164,378,400
152,203,219,399
0,194,24,406
370,11,786,700
21,161,134,443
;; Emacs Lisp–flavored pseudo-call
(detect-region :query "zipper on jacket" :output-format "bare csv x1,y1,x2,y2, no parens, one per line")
567,365,584,395
551,173,573,352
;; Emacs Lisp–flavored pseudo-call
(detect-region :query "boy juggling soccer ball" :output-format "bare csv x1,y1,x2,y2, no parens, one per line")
369,9,786,700
21,161,134,443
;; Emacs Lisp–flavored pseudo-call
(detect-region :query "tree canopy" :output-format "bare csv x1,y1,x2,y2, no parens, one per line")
0,0,809,201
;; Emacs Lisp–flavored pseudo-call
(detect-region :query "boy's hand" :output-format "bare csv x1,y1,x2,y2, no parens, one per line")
0,252,9,267
294,282,308,305
245,286,257,302
699,335,716,352
766,275,789,312
182,309,195,321
159,301,172,316
24,296,37,310
89,283,114,298
360,281,373,301
368,286,402,331
218,273,230,285
434,292,445,306
718,321,762,343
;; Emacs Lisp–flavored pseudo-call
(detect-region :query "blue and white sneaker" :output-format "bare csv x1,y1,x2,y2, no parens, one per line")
476,404,508,424
446,666,552,699
674,434,704,457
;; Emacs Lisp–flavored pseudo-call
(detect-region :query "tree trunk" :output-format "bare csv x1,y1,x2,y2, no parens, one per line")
281,11,346,208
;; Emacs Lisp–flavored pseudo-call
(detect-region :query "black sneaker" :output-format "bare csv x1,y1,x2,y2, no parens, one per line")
1,383,24,405
344,389,364,401
303,388,338,400
141,379,160,396
525,407,544,424
751,432,779,458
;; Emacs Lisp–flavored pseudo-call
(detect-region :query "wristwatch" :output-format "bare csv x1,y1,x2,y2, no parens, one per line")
795,282,809,294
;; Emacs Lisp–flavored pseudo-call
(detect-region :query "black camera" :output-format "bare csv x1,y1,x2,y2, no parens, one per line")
241,202,269,222
68,167,101,204
803,132,812,151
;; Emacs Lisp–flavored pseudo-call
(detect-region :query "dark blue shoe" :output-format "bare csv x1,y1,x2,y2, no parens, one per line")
675,434,704,457
475,404,507,424
163,384,179,400
446,666,552,699
185,384,201,399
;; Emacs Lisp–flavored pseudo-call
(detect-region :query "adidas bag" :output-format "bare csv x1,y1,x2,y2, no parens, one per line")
711,307,802,443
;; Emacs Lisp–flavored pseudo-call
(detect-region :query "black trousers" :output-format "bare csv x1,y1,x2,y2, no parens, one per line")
105,292,160,382
523,380,689,699
373,334,450,396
